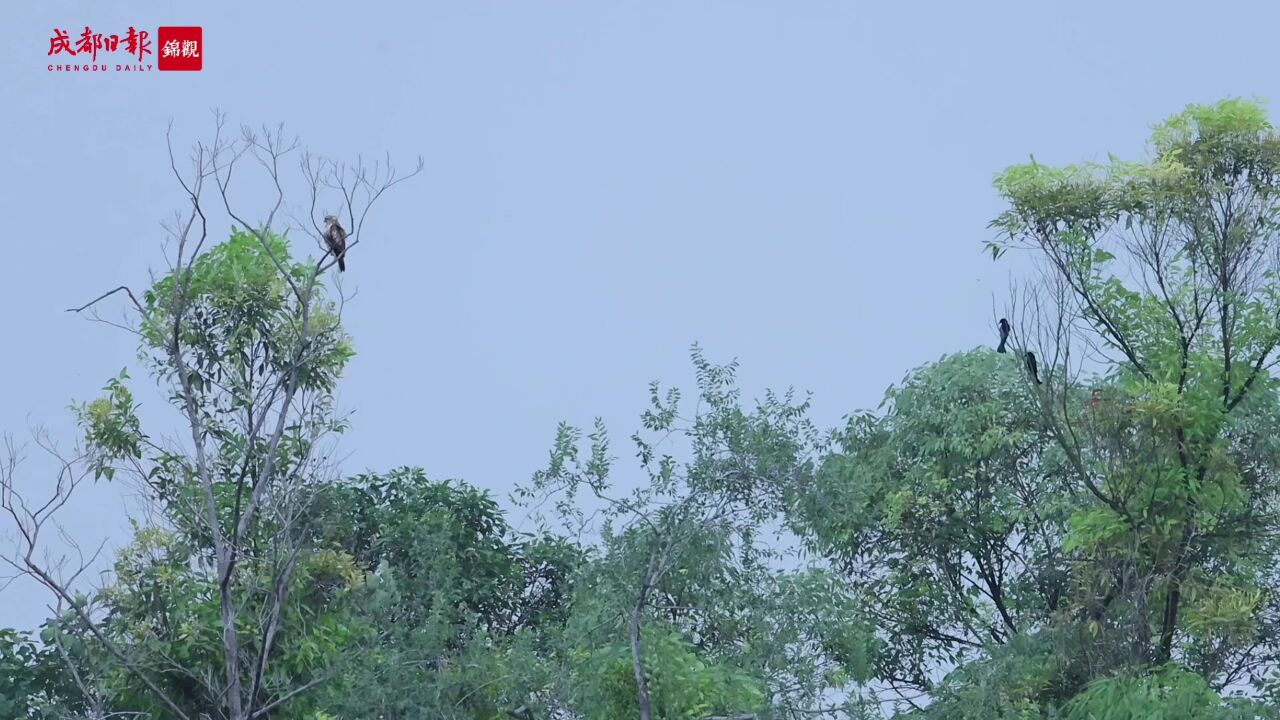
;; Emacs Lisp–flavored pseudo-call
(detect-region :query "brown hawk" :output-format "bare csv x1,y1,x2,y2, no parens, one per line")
323,215,348,271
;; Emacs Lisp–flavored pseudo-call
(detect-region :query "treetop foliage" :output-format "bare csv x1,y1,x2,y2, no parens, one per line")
9,99,1280,719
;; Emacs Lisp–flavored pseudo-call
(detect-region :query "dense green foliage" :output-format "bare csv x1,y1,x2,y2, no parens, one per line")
8,99,1280,719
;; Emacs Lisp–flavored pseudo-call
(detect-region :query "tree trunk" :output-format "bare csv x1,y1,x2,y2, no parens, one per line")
629,602,652,720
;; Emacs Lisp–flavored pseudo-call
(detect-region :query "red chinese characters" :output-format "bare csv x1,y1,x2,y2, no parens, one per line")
158,27,202,71
124,27,152,61
47,28,74,56
47,26,154,62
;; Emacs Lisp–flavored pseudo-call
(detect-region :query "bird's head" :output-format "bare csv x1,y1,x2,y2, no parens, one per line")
323,214,339,226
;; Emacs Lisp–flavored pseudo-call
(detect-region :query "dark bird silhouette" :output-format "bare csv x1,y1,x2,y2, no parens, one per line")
997,318,1011,353
1025,351,1042,385
323,215,348,272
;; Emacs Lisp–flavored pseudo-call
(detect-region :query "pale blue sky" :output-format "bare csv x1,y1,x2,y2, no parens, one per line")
4,1,1279,630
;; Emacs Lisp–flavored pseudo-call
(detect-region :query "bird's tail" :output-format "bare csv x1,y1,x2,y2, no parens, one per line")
337,255,346,272
997,339,1007,353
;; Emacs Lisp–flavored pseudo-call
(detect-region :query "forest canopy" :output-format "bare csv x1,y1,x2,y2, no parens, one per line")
5,99,1280,719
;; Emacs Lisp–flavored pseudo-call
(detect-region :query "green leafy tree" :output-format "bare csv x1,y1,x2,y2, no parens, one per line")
1,119,420,720
0,627,88,719
525,347,880,720
989,98,1280,686
787,99,1280,717
791,349,1076,704
306,468,584,720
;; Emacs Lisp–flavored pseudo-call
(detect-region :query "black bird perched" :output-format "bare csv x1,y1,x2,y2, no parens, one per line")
997,318,1011,353
1024,351,1042,385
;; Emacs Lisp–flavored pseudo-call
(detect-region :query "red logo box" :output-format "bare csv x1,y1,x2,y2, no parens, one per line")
157,26,201,71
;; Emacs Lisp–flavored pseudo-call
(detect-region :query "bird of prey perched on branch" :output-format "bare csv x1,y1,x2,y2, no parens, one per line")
997,318,1011,353
1024,351,1042,385
323,215,348,272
